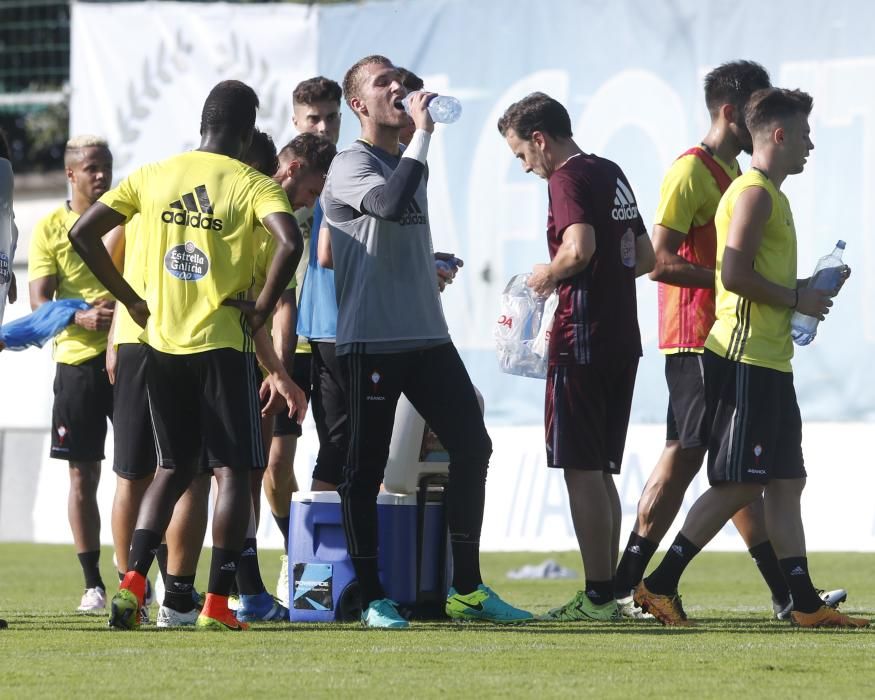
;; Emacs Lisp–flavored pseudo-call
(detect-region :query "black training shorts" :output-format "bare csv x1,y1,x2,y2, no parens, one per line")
50,354,113,462
145,347,264,472
704,349,805,484
664,352,708,448
112,343,157,480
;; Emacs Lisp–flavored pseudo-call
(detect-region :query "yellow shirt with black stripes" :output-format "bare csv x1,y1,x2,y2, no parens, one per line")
705,170,797,373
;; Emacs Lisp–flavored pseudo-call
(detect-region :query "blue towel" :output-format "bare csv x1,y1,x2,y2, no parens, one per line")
0,299,91,351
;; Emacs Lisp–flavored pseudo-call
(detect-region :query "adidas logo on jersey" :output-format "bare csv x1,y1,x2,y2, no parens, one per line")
611,178,639,221
162,184,224,231
399,197,426,226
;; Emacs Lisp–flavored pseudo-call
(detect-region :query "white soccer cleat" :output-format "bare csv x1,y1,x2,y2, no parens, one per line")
276,554,290,608
617,594,653,620
77,586,106,612
819,588,848,608
156,605,199,628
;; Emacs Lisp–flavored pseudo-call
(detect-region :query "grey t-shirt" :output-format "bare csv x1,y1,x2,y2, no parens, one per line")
320,140,450,355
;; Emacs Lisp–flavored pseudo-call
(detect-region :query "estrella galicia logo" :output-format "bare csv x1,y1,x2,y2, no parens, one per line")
399,198,427,226
162,184,223,231
164,241,209,281
0,251,9,284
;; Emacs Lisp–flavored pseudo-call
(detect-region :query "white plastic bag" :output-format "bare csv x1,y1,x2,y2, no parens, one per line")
494,273,557,379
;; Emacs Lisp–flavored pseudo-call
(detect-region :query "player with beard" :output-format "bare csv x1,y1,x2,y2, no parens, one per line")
613,61,845,620
634,88,865,628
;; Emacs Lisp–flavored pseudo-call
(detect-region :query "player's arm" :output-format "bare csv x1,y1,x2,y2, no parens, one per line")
316,224,333,269
634,230,656,278
28,275,56,310
272,289,297,376
722,187,831,319
252,212,303,334
360,92,434,222
648,224,714,287
252,325,307,422
68,202,149,327
528,222,595,297
103,231,126,384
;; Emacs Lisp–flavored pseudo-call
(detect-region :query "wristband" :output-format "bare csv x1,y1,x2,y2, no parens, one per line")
401,129,431,164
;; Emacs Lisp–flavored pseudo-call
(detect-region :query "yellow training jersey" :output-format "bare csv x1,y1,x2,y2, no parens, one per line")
654,149,739,355
99,150,293,355
653,151,739,233
113,215,146,346
27,203,113,364
293,206,312,354
705,170,797,372
251,221,297,337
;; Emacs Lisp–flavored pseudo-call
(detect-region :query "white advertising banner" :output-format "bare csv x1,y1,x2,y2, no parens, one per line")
69,1,318,177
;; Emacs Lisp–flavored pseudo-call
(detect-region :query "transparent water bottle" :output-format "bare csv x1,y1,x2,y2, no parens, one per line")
790,240,846,346
399,91,462,124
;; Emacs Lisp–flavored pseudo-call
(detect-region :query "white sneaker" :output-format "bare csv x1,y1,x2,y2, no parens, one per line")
617,594,652,620
156,605,199,628
77,587,106,612
276,554,290,608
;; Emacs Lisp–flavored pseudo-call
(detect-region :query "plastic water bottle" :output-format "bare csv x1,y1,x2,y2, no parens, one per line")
400,91,462,124
790,240,846,346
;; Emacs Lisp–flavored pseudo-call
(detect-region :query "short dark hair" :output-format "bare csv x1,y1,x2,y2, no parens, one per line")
278,132,337,175
293,76,342,107
342,54,393,109
497,92,572,140
200,80,259,137
397,67,424,93
244,127,279,176
704,60,771,116
745,88,814,135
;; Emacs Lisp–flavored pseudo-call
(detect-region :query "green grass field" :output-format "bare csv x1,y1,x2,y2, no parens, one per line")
1,544,874,698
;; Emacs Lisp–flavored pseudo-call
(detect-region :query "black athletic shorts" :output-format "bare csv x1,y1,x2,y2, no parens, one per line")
145,347,264,472
50,354,113,462
273,352,312,437
112,343,157,480
665,352,708,448
545,358,638,472
704,349,805,484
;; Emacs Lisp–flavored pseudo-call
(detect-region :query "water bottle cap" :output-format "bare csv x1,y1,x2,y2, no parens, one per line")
836,240,846,249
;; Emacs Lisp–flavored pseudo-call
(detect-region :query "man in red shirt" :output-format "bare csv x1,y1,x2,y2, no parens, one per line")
499,92,655,620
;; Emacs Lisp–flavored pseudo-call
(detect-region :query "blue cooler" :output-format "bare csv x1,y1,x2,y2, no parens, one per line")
289,491,422,622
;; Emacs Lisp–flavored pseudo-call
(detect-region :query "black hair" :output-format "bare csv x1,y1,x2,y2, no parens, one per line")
293,76,342,106
278,132,337,175
200,80,260,137
497,92,572,140
244,127,279,176
745,88,814,135
704,60,771,116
